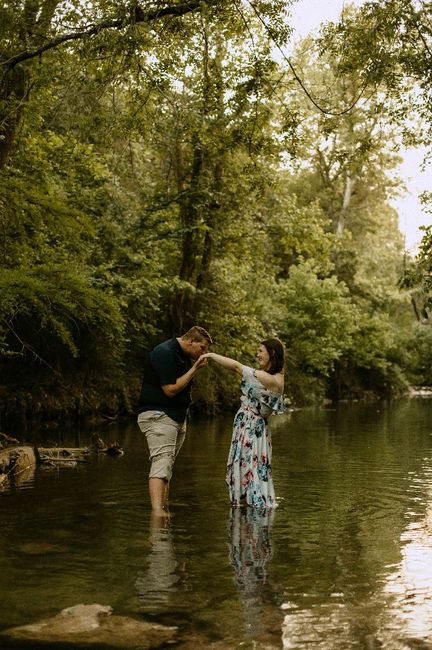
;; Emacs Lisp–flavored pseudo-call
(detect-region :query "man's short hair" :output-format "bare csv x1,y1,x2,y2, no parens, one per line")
182,326,213,345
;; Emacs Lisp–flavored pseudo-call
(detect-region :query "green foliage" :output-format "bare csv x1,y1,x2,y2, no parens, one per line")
406,322,432,385
414,225,432,306
334,311,410,398
399,225,432,385
0,265,124,369
0,0,424,421
274,261,358,403
399,225,432,322
319,0,432,148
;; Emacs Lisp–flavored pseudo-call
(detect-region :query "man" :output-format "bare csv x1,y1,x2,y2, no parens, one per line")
137,326,212,515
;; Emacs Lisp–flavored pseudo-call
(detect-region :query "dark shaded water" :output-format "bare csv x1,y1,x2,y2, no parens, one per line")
1,399,432,649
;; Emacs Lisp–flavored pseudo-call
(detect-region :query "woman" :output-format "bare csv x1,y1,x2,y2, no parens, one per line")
204,338,285,508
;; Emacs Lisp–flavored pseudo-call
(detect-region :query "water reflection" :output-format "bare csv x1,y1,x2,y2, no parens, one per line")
228,507,275,639
135,513,179,608
382,461,432,644
1,401,432,649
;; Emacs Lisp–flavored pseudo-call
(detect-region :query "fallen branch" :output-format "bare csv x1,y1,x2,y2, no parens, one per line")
0,435,123,487
3,1,211,69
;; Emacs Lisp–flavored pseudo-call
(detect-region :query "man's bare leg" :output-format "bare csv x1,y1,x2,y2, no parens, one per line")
149,477,169,516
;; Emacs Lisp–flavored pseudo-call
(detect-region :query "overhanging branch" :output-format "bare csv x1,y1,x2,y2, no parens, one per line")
2,1,210,69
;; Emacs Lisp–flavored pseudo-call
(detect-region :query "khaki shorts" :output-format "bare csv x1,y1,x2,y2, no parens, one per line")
137,411,186,481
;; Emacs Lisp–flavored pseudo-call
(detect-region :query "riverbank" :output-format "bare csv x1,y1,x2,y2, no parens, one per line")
1,382,430,436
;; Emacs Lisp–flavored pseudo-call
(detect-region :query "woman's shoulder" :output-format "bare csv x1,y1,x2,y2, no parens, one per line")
241,365,255,380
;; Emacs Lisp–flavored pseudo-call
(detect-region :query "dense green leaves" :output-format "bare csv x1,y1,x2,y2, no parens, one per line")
0,266,124,361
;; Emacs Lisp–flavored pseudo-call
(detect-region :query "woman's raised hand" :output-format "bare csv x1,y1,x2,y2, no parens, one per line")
194,354,209,369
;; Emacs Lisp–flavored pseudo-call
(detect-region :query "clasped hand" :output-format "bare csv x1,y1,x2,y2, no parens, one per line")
194,354,209,369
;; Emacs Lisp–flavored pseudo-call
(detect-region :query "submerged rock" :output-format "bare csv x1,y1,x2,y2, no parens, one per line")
17,542,66,555
1,603,177,648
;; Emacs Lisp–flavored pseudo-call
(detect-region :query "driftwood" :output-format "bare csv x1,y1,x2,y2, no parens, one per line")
0,433,123,487
37,447,92,466
0,446,37,485
0,432,21,447
91,434,124,456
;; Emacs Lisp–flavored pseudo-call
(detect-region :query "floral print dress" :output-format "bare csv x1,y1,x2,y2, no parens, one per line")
226,366,284,508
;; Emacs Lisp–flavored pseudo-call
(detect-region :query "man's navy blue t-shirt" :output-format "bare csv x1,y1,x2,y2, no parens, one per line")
138,338,192,422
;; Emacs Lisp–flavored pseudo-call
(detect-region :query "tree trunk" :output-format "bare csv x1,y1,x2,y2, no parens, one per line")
336,174,354,238
195,44,224,299
0,66,29,170
169,36,224,331
170,134,205,331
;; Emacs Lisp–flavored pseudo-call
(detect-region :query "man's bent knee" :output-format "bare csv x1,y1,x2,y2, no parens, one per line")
149,453,175,482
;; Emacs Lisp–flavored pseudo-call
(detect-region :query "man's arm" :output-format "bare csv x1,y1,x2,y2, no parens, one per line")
161,355,208,397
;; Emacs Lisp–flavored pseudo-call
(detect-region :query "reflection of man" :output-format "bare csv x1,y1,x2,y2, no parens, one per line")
137,326,212,515
135,514,178,608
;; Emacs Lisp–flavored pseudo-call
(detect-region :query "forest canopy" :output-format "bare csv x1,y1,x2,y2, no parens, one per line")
0,0,431,425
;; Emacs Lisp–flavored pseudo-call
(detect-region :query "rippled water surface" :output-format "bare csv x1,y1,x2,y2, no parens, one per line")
1,399,432,649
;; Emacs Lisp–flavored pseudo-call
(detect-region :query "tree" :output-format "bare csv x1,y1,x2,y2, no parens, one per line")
276,260,359,403
319,1,432,387
320,1,432,216
319,0,432,137
269,35,413,399
0,1,293,169
0,1,219,168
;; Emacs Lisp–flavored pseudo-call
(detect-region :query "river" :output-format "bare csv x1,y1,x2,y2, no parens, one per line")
1,399,432,649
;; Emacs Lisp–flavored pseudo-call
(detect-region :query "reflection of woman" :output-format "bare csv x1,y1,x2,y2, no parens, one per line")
229,507,274,587
228,507,275,637
204,338,285,508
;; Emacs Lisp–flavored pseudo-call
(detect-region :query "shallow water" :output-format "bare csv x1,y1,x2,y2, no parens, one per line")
1,399,432,649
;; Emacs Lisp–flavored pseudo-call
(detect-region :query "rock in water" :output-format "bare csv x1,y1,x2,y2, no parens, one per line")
1,603,177,648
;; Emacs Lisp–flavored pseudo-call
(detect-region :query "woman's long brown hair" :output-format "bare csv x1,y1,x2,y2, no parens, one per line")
261,338,285,375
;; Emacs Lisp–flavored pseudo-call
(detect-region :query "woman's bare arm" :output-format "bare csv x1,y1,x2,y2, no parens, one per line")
254,370,284,394
161,355,208,397
204,352,244,375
